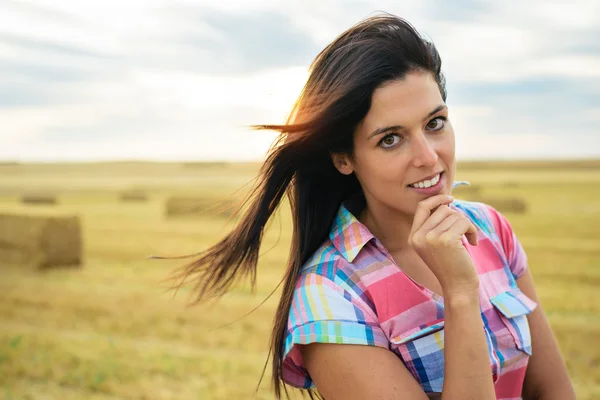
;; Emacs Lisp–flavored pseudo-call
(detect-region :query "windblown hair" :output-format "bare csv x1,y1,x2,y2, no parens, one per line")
169,13,446,399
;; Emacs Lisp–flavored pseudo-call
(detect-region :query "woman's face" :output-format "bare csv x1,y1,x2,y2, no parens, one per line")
334,71,455,216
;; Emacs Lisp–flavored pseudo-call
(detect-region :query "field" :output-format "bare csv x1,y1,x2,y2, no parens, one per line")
1,160,599,399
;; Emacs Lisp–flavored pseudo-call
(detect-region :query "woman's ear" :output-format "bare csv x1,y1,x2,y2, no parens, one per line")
330,153,354,175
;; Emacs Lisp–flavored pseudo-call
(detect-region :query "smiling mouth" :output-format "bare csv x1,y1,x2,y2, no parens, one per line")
408,172,443,188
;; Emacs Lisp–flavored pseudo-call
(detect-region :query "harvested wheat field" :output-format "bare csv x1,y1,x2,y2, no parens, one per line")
0,160,599,400
164,196,238,219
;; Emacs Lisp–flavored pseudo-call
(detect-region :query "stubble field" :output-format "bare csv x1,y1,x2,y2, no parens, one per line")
1,160,599,399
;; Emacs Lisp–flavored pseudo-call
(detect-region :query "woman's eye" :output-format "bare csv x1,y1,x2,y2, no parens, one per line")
427,117,446,131
380,134,401,148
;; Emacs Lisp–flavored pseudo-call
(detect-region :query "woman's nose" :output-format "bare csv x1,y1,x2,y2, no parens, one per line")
411,135,439,168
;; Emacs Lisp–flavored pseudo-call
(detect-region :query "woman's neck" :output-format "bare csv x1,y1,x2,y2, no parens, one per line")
358,201,414,255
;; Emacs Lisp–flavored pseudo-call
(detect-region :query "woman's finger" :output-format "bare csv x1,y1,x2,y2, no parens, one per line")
428,212,464,235
410,195,454,238
463,221,479,246
437,217,479,247
415,204,455,233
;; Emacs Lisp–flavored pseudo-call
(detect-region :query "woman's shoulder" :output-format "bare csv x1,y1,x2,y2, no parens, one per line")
297,238,349,286
450,199,509,238
451,199,527,279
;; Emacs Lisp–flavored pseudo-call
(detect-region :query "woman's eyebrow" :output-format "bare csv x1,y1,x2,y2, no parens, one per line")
368,104,448,140
368,125,404,140
424,104,447,121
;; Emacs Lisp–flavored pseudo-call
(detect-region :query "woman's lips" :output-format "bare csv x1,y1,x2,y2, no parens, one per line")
408,172,445,195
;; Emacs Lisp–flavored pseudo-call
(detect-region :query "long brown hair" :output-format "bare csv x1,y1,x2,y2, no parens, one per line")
168,13,447,399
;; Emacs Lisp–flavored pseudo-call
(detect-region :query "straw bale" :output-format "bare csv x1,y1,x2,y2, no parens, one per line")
21,194,57,205
452,184,481,199
120,191,148,202
165,197,236,218
475,197,527,214
0,213,82,269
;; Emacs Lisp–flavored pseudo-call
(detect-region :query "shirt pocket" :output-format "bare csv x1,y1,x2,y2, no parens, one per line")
489,288,538,355
389,320,445,393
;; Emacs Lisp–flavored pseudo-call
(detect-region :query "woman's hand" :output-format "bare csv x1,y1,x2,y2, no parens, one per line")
408,195,497,400
408,194,480,297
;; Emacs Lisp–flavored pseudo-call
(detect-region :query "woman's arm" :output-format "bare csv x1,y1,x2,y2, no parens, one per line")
300,287,495,400
441,288,496,399
300,341,429,400
517,269,576,400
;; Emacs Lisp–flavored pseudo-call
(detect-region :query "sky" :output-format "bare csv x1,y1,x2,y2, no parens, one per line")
1,0,599,162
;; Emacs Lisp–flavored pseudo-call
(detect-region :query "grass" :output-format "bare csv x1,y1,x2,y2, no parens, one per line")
0,160,599,399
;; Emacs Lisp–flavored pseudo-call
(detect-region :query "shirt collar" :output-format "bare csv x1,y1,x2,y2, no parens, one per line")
328,194,375,263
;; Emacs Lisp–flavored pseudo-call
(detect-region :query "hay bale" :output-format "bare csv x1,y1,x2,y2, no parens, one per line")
21,194,57,205
452,184,481,200
0,213,82,269
165,197,236,219
476,197,527,214
120,190,148,202
503,181,520,188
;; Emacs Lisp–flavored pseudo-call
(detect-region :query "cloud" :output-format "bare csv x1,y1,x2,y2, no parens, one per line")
377,0,600,88
0,0,599,161
155,6,321,74
0,32,113,59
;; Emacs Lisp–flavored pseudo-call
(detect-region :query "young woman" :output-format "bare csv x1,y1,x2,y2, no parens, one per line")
171,14,575,400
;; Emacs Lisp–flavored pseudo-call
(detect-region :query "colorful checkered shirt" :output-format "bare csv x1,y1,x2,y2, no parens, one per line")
282,199,537,399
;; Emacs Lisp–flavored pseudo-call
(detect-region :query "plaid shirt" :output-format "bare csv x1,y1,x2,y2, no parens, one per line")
282,198,537,399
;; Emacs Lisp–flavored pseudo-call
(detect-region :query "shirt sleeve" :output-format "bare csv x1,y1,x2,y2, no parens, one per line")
282,271,389,389
484,205,529,280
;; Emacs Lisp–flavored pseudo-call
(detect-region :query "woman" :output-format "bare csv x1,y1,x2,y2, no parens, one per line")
171,14,575,399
